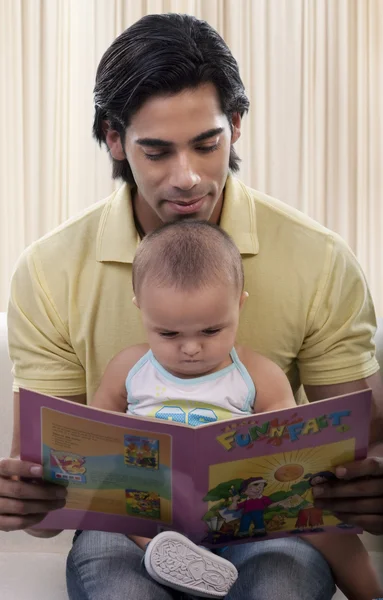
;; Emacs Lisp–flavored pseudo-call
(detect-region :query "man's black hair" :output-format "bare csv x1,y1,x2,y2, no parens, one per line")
93,13,250,185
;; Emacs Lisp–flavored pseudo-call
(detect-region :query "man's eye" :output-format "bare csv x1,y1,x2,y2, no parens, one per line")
202,328,222,336
196,144,219,154
144,152,169,161
159,331,178,338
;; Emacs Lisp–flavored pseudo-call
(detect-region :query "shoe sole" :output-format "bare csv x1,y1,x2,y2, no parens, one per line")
144,531,238,598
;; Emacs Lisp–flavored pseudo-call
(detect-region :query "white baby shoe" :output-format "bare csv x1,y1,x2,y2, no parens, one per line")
144,531,238,598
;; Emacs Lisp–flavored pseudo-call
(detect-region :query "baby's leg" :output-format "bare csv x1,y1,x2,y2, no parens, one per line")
129,534,152,550
302,533,382,600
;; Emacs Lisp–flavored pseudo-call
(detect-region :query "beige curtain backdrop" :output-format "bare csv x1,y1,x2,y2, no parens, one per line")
0,0,382,314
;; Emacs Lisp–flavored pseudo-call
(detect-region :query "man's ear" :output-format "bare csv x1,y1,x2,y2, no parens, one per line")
231,113,242,144
132,296,139,308
239,291,248,310
102,121,126,160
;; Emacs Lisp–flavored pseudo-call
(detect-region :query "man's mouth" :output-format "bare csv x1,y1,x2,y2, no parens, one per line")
171,197,205,206
166,195,208,214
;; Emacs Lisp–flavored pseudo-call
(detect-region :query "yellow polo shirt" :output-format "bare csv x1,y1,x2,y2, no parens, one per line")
8,175,379,401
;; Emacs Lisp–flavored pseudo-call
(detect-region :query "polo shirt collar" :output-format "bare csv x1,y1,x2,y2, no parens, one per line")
96,184,139,263
220,175,259,255
96,174,259,263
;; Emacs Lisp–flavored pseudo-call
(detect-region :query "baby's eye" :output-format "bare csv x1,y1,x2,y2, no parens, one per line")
159,331,178,338
202,328,222,336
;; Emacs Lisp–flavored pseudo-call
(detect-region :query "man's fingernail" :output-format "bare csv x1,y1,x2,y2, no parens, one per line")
30,466,43,476
312,487,323,497
336,467,347,478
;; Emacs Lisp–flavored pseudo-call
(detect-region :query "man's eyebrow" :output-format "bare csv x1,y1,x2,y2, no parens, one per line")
135,127,224,148
191,127,224,143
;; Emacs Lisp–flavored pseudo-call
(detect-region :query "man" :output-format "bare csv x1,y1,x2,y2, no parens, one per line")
1,13,382,600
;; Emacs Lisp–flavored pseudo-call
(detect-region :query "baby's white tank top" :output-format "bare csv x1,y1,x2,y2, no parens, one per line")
126,348,256,427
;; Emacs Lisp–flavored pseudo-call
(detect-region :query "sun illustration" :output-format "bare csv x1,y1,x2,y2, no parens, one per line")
209,439,356,496
274,463,304,482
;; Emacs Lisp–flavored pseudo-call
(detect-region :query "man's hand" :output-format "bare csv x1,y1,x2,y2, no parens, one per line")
0,457,67,532
312,454,383,535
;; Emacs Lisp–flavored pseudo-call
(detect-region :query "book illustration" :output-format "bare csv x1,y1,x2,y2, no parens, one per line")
202,440,355,544
125,489,161,519
124,434,159,470
50,450,87,483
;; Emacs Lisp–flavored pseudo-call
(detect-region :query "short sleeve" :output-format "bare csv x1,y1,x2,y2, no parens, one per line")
298,233,379,386
7,245,86,396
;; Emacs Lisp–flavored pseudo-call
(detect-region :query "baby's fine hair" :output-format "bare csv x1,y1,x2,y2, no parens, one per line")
132,220,244,298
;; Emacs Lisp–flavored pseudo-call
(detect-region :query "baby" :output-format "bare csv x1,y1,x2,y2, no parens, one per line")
92,220,382,600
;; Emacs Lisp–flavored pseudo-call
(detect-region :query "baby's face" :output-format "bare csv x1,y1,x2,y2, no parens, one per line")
138,283,246,378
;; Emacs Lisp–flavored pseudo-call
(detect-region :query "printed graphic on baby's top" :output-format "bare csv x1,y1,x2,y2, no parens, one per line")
145,399,235,427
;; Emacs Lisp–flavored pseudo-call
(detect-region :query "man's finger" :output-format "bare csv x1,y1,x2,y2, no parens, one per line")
333,513,383,536
314,496,383,515
0,476,68,501
312,477,383,499
0,497,66,516
0,513,47,532
334,456,383,480
0,458,43,479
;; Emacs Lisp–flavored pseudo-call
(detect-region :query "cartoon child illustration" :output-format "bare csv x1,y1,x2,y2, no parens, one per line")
292,470,335,533
229,477,273,537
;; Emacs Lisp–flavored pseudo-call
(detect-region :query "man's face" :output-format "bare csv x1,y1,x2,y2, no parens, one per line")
107,84,241,227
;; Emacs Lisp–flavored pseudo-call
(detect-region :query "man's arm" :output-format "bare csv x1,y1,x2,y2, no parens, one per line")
0,392,86,536
305,374,383,535
305,371,383,444
11,392,86,458
3,245,88,534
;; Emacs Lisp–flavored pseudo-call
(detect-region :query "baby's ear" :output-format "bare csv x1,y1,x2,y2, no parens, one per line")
239,291,249,310
132,296,139,308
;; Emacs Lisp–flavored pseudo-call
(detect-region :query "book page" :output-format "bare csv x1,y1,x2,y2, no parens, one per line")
190,390,371,546
42,407,172,523
19,390,196,537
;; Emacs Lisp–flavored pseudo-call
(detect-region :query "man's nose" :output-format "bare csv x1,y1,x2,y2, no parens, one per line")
169,153,201,190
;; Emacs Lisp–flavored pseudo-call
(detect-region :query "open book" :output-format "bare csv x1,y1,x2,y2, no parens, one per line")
19,388,371,547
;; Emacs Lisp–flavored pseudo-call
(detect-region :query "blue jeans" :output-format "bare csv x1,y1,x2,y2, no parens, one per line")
66,530,336,599
238,510,265,533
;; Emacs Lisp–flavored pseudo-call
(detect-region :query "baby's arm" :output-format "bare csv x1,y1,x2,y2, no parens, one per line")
92,343,150,550
92,343,149,412
237,346,296,413
239,347,382,599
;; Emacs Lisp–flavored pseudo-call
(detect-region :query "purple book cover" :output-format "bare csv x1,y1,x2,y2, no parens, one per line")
19,388,372,546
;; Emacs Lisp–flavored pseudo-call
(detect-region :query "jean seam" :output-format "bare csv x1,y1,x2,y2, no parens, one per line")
67,551,91,600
